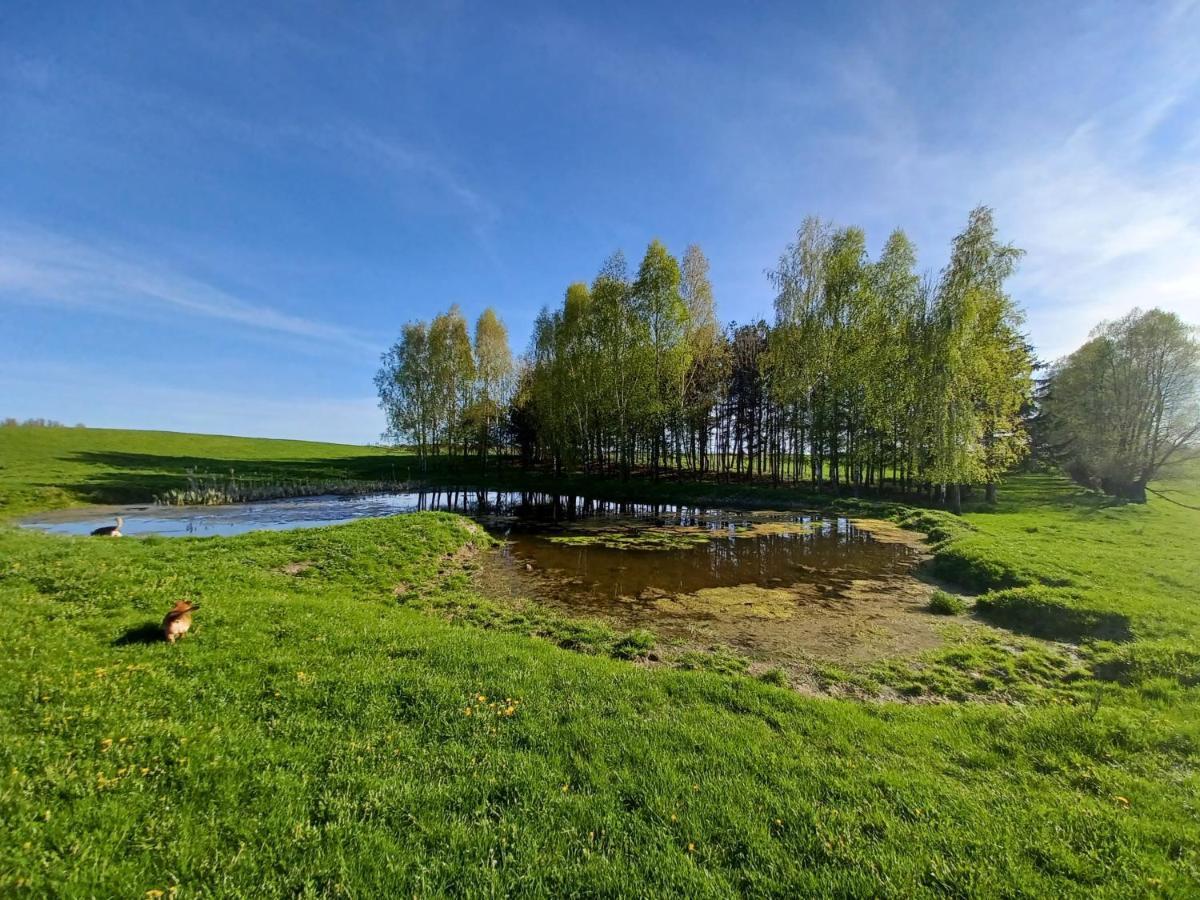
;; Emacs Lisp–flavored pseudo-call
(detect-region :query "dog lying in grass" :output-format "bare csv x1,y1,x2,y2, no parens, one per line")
162,600,199,644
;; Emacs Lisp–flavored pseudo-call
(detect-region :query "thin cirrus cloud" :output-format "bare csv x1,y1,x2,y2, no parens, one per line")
0,227,379,355
803,2,1200,363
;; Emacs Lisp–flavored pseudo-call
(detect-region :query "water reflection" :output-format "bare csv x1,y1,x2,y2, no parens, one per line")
21,490,917,602
21,490,815,537
22,489,930,659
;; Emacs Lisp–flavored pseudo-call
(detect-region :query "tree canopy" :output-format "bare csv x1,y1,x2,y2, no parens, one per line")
376,207,1200,513
1039,308,1199,501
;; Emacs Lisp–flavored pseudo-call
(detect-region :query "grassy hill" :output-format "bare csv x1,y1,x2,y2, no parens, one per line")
1,426,1197,896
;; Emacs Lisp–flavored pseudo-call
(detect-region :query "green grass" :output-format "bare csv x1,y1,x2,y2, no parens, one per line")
927,591,966,616
1,426,1198,896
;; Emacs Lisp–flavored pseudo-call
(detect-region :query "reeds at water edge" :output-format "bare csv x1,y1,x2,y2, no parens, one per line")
153,468,412,506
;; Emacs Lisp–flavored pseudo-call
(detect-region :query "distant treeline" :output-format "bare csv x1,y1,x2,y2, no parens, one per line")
377,206,1199,507
1,418,86,429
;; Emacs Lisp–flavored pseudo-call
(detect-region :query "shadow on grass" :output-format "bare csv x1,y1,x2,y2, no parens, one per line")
113,622,165,645
48,450,500,506
975,587,1133,643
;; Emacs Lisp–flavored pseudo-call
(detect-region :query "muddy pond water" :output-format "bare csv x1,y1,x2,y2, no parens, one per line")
25,490,944,670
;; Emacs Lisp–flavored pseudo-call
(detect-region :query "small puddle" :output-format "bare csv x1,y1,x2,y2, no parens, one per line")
22,490,944,667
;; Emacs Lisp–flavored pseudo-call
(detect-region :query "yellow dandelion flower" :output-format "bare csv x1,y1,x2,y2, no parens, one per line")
464,708,472,716
146,891,165,899
687,843,695,853
477,695,486,703
561,783,569,793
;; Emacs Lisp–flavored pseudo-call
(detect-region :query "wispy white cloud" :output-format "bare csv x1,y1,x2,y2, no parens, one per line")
0,227,379,354
808,1,1200,361
335,123,498,226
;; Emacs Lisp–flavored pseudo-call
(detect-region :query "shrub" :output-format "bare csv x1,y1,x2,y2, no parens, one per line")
896,509,974,545
756,667,789,687
930,545,1028,592
928,591,966,615
976,586,1132,642
611,629,656,660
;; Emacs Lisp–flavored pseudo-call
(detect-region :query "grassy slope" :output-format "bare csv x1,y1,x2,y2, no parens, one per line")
1,427,1197,896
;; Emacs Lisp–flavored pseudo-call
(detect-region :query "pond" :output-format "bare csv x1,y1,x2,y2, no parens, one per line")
23,490,943,669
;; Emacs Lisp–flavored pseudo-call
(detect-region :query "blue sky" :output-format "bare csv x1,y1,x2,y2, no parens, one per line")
2,1,1198,443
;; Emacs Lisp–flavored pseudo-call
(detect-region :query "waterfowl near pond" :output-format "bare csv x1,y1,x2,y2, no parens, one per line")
90,516,123,537
162,600,199,644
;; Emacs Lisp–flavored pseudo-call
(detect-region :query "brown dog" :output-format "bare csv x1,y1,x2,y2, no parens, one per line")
162,600,199,644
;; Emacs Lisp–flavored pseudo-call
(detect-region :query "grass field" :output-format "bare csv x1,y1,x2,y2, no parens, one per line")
1,426,1197,896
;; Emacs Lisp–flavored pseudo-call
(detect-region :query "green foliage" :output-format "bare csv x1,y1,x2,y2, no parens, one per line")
756,667,789,687
929,544,1031,592
976,587,1131,642
927,590,966,615
380,208,1036,502
1040,308,1200,500
376,304,512,469
674,647,751,675
895,508,974,545
1089,639,1200,688
2,429,1200,894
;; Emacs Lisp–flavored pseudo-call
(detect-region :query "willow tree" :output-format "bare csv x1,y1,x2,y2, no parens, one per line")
1042,308,1199,501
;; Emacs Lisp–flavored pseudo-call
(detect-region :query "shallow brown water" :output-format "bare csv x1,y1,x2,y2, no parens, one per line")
477,503,944,670
499,515,915,603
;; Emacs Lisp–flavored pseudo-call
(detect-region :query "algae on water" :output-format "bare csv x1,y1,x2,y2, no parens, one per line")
546,519,816,551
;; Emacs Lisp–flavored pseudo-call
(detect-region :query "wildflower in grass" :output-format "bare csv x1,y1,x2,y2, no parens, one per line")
464,707,472,716
671,813,677,822
100,738,113,752
146,891,164,899
562,783,569,793
687,842,695,853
